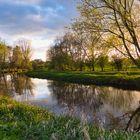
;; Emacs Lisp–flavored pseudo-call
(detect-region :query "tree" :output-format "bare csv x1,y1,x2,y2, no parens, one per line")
47,32,87,71
47,38,72,71
112,55,124,71
12,46,23,69
0,40,8,70
62,32,87,71
75,0,140,68
97,54,108,72
32,59,45,70
15,39,32,69
122,58,132,71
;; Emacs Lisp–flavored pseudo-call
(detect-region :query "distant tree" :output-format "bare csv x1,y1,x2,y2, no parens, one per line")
75,59,85,71
47,32,85,71
48,45,72,71
32,59,45,70
122,58,132,71
12,46,23,69
85,57,96,71
0,40,8,70
15,39,32,69
97,54,108,72
6,46,13,69
61,32,87,71
72,22,102,71
112,55,124,71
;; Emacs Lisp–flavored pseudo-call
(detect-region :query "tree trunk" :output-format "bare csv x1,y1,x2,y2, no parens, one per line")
92,65,95,71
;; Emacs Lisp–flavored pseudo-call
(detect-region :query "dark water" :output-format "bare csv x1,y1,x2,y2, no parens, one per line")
0,74,140,130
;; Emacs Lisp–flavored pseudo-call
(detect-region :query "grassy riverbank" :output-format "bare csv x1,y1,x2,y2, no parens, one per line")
0,97,139,140
26,70,140,90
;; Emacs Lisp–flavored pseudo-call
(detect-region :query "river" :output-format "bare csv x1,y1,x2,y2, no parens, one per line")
0,74,140,131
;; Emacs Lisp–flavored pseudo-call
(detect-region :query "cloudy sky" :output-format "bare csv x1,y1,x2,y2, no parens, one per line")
0,0,79,60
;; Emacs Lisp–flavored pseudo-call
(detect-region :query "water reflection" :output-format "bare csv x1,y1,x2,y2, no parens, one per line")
0,74,140,131
0,74,34,98
48,82,140,130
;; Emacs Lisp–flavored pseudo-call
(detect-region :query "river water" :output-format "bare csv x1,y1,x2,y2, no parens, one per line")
0,74,140,130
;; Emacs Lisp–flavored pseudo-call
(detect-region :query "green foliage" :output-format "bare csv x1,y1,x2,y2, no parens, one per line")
97,55,109,72
47,35,76,71
85,57,96,71
16,39,32,69
122,58,132,71
27,70,140,90
112,55,124,71
0,40,9,70
12,46,23,69
0,97,139,140
32,59,46,70
0,38,32,72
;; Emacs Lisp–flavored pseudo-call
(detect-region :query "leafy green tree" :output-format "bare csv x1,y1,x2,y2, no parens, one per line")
0,40,8,70
47,41,72,71
97,54,109,72
32,59,45,70
85,57,96,71
112,55,124,71
15,39,32,69
47,32,87,71
122,58,132,71
12,46,23,69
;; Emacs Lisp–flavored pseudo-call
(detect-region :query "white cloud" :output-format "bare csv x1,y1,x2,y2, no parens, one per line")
0,0,78,60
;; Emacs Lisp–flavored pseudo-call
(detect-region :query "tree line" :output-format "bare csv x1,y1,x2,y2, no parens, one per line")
47,0,140,71
0,38,32,72
47,32,132,71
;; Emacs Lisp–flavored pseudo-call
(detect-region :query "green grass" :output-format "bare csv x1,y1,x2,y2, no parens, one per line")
0,97,139,140
26,69,140,90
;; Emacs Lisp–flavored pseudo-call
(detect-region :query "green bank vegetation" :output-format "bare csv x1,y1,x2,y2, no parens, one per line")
0,97,139,140
27,69,140,90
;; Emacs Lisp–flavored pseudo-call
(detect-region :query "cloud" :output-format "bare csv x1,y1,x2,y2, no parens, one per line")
0,0,78,60
0,0,78,35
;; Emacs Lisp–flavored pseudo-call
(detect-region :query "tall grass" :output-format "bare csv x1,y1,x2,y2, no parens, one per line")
0,97,139,140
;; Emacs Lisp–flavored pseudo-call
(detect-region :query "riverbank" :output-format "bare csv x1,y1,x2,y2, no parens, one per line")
0,97,139,140
26,70,140,90
0,69,27,74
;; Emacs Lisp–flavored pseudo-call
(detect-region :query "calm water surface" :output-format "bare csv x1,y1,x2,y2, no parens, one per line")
0,74,140,130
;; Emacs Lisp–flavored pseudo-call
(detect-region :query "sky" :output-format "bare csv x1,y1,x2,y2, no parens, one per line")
0,0,79,60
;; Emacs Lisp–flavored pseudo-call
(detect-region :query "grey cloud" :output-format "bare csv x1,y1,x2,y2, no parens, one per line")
0,0,78,36
0,0,79,60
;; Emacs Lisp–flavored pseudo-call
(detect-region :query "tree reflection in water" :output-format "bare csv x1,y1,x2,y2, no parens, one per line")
0,74,34,99
48,81,140,131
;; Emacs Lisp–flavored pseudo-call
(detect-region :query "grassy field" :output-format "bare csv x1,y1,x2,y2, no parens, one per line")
0,97,139,140
26,69,140,90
